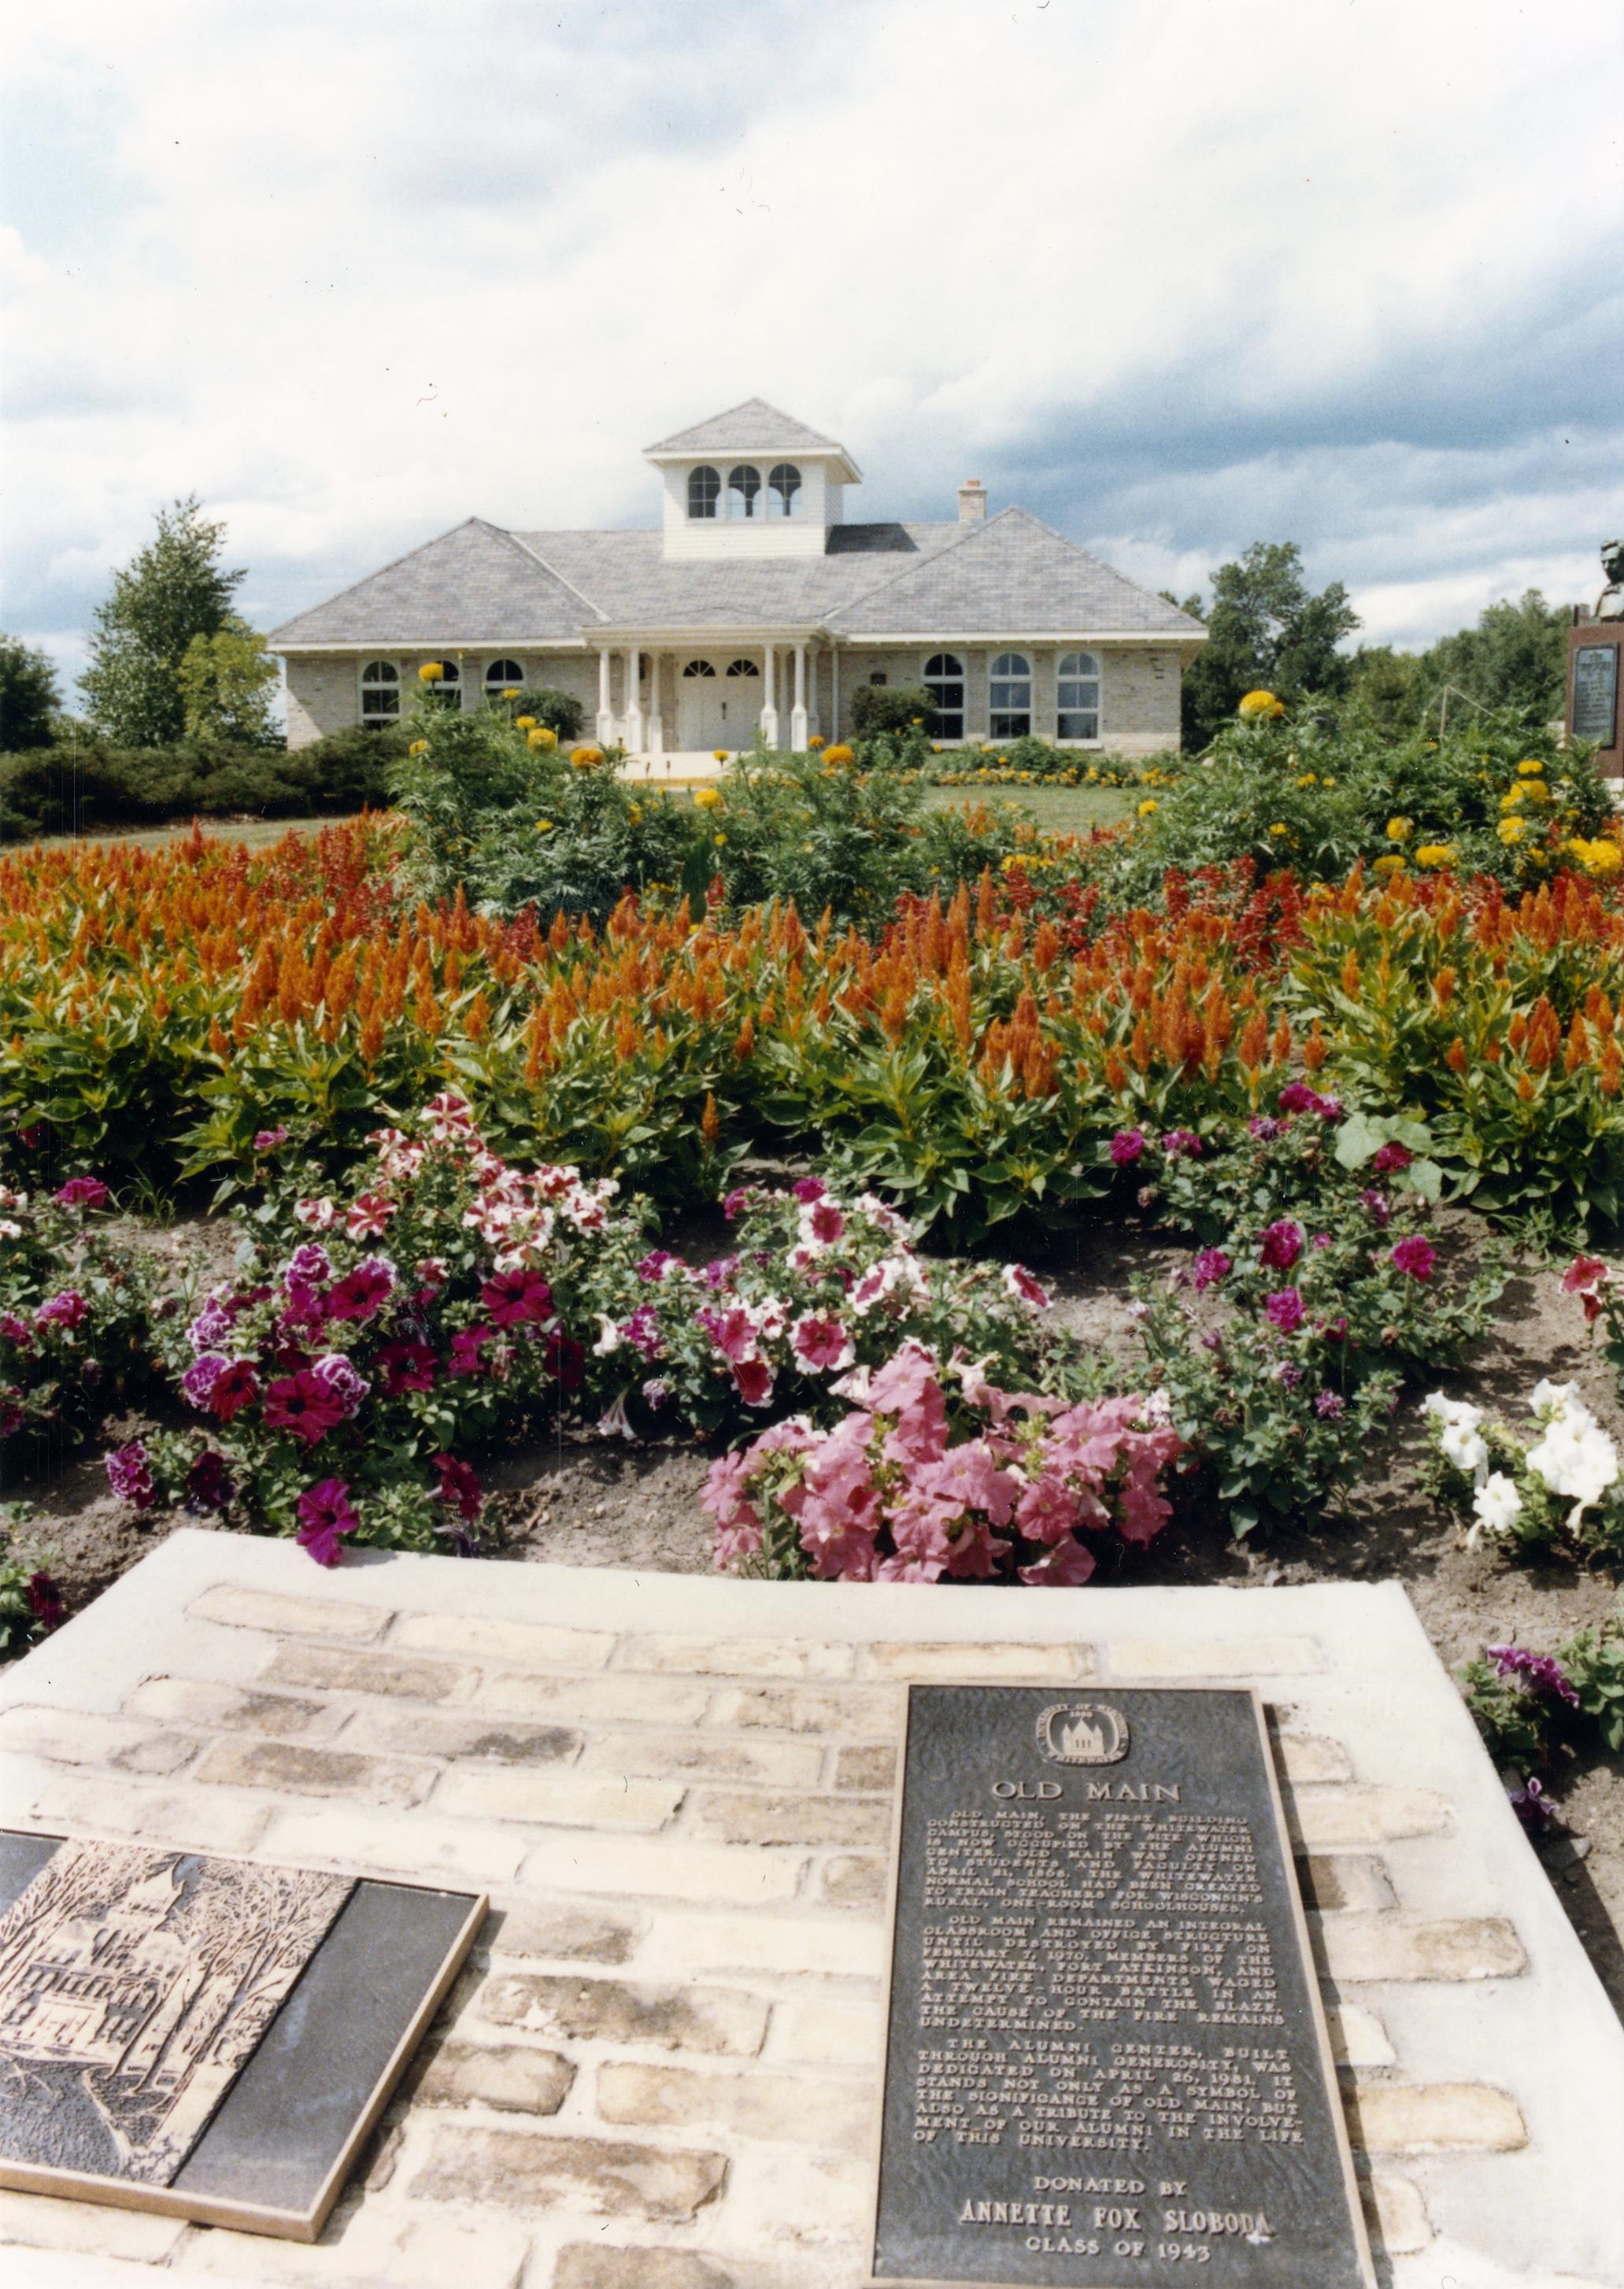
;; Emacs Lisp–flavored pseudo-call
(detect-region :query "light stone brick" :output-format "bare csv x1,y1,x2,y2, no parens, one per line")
819,1856,887,1910
1273,1732,1354,1784
126,1673,353,1741
0,1702,195,1773
553,2250,742,2289
189,1583,391,1642
1345,2078,1527,2154
721,2143,871,2244
514,1832,803,1906
480,1673,714,1728
489,1899,642,1965
833,1745,896,1793
433,1767,684,1831
641,1910,886,1983
860,1641,1087,1681
1326,2003,1396,2068
0,2184,189,2260
1362,2172,1433,2254
1289,1787,1450,1847
410,2123,728,2224
597,2062,869,2154
263,1642,474,1705
175,2202,532,2286
775,1993,880,2065
18,1770,270,1856
1108,1636,1323,1677
705,1684,903,1736
394,1614,616,1671
1315,1914,1526,1983
692,1792,890,1850
338,1704,582,1766
266,1803,527,1884
1297,1853,1396,1913
194,1735,435,1810
414,2039,575,2114
619,1634,856,1681
578,1730,823,1788
478,1971,768,2057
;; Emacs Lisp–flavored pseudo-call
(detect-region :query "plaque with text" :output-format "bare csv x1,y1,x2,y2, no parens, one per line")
1572,643,1619,749
0,1831,485,2242
869,1688,1374,2289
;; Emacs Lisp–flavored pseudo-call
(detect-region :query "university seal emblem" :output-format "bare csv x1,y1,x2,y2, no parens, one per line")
1037,1702,1130,1764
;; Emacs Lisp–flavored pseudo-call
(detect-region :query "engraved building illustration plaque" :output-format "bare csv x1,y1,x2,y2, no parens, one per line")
0,1832,485,2241
869,1686,1374,2288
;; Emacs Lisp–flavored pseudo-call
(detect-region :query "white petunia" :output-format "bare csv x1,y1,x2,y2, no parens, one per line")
1526,1412,1619,1522
1422,1392,1488,1482
1469,1472,1523,1548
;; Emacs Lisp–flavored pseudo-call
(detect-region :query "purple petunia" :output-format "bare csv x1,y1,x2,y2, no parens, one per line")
187,1299,236,1355
1160,1129,1203,1160
285,1241,333,1289
56,1177,109,1209
181,1353,228,1411
1487,1644,1581,1707
1190,1248,1230,1292
1109,1129,1146,1166
310,1353,369,1418
296,1477,361,1566
634,1248,680,1285
1359,1189,1392,1229
105,1439,157,1511
1314,1389,1346,1419
1249,1115,1286,1141
1259,1219,1304,1270
1390,1236,1436,1282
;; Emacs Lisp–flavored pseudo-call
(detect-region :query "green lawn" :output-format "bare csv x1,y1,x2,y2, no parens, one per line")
26,815,347,854
923,782,1136,834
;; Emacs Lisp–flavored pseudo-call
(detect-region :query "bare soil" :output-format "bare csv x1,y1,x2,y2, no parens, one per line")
4,1212,1620,2017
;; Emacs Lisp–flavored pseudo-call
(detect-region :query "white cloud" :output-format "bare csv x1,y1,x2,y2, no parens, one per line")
2,0,1619,684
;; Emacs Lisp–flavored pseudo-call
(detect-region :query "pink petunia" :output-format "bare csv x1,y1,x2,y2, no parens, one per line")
481,1269,554,1328
1390,1235,1436,1281
1002,1263,1051,1310
1563,1255,1612,1324
263,1370,349,1444
35,1290,87,1331
296,1477,360,1566
56,1178,109,1209
346,1191,397,1240
1259,1219,1304,1270
1263,1288,1305,1333
790,1314,855,1373
798,1197,847,1249
1190,1248,1230,1292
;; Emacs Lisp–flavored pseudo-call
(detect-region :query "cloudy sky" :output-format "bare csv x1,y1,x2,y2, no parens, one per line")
3,0,1620,699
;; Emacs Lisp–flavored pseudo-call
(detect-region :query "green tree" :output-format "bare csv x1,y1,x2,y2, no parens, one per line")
1172,542,1361,749
80,497,246,745
0,637,61,750
177,620,279,747
1345,590,1570,737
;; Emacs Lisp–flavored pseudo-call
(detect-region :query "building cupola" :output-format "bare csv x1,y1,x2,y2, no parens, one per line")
643,398,861,562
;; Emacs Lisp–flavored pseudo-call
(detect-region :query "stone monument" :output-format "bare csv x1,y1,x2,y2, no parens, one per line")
1567,538,1624,778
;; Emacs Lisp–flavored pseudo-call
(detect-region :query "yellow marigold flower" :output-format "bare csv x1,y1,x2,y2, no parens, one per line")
527,726,557,749
1237,690,1285,720
823,745,854,765
1498,818,1525,844
628,804,642,823
1585,841,1623,875
1323,777,1337,788
1296,773,1316,788
1500,786,1526,810
1386,816,1412,841
1517,758,1545,776
1268,823,1289,838
713,831,727,846
418,663,444,683
515,714,537,729
409,739,428,756
502,687,520,700
572,745,605,769
808,734,825,749
692,786,722,810
931,743,943,753
910,716,924,726
1415,844,1457,868
1521,780,1551,804
1137,799,1158,816
535,819,553,833
1373,853,1406,875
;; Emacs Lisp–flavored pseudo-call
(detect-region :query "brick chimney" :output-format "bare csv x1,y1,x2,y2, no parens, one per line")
957,479,987,529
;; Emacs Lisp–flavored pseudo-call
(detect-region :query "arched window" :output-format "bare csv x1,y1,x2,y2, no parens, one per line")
683,658,717,677
359,660,399,728
768,464,802,520
427,660,461,709
1057,650,1101,741
923,652,964,741
484,659,524,701
725,657,760,679
688,466,720,520
727,464,761,520
990,651,1030,738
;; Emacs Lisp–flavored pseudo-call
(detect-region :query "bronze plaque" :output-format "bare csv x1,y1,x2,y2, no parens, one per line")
1572,643,1619,748
869,1687,1374,2288
0,1832,484,2240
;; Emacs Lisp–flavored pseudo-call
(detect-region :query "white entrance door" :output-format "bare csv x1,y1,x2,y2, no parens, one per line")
677,657,760,751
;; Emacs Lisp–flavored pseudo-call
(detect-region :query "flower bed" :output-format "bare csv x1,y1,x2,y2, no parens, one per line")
0,1178,156,1455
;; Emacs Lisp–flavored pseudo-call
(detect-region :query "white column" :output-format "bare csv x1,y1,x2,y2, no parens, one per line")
831,645,840,743
596,646,613,744
760,642,779,749
790,640,808,751
623,646,645,754
646,653,664,757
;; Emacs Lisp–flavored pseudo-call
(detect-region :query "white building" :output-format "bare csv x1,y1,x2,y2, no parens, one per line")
270,399,1206,760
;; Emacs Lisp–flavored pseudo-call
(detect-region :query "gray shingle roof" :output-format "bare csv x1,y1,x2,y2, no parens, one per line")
642,398,846,457
267,520,590,648
270,507,1208,649
836,508,1205,637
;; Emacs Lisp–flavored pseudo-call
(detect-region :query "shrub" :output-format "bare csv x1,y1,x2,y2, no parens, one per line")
0,1179,157,1455
0,729,401,842
498,687,586,741
703,1346,1182,1583
849,683,934,739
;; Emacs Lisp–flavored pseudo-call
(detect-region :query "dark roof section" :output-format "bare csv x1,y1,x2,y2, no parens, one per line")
642,398,847,457
266,520,591,648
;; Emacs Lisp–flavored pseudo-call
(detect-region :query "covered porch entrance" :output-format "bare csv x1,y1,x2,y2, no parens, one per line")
594,635,821,758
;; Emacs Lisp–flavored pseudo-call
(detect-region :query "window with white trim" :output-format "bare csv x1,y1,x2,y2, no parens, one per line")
485,659,524,701
923,652,965,741
688,466,720,519
426,660,461,709
768,463,802,519
359,660,399,728
1056,650,1101,740
727,464,761,520
990,651,1030,738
